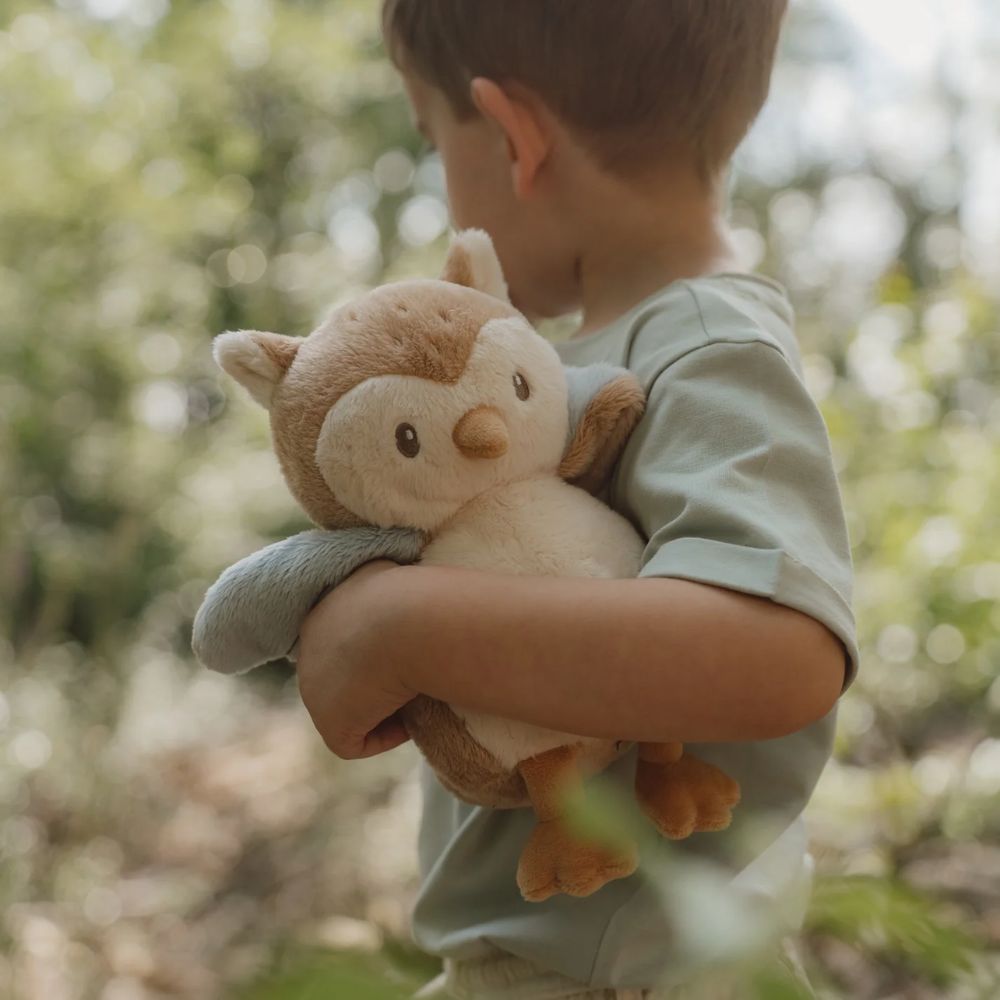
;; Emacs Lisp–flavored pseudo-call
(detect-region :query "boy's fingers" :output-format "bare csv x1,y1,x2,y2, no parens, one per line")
359,714,411,758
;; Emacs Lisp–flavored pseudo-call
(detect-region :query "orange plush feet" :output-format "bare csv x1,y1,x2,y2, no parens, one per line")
516,816,638,902
516,745,638,902
635,743,741,840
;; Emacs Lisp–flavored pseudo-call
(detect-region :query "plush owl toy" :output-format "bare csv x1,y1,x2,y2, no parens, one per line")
193,230,740,901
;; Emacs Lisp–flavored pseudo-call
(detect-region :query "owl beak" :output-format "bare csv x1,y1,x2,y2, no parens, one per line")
452,405,509,459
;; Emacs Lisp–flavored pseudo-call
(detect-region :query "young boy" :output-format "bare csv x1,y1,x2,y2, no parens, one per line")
295,2,858,996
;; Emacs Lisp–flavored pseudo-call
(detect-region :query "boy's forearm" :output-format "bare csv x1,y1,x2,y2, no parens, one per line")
386,565,845,743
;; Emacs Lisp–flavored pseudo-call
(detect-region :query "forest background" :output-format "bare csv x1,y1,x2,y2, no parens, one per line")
1,0,999,997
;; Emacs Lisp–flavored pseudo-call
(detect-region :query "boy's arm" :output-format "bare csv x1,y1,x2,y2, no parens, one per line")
297,561,845,759
297,337,858,760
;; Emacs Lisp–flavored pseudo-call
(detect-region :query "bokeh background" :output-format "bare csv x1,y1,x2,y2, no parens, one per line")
2,0,999,997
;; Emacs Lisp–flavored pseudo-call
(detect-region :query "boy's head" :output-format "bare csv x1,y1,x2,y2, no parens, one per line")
383,0,787,318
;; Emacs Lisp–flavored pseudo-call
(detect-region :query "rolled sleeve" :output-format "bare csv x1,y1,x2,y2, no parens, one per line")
613,337,859,689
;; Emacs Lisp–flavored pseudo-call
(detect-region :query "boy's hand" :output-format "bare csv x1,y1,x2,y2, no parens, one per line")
295,560,414,760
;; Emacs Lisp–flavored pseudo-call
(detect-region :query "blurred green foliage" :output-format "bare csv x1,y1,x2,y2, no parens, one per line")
1,0,999,997
809,875,977,985
233,946,432,1000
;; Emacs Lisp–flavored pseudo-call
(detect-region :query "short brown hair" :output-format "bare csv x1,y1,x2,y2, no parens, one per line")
382,0,787,176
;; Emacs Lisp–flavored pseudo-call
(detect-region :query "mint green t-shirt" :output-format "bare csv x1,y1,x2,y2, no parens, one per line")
411,274,858,989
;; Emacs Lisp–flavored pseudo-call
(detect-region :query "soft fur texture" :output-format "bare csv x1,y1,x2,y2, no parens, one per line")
192,527,425,675
440,228,510,301
312,315,569,532
194,229,741,900
214,330,302,408
559,372,649,494
517,746,639,901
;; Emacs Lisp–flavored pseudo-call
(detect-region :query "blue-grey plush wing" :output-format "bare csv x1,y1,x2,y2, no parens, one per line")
192,526,425,674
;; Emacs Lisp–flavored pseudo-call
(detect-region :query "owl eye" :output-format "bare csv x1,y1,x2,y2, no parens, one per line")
395,422,420,458
513,372,530,401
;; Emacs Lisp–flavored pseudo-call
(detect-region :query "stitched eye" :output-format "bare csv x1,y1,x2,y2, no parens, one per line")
395,423,420,458
513,372,530,401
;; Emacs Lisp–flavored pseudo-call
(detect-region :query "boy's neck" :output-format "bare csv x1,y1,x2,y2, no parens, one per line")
569,165,736,338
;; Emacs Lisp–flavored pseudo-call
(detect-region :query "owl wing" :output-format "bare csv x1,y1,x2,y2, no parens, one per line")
562,364,646,494
191,526,425,674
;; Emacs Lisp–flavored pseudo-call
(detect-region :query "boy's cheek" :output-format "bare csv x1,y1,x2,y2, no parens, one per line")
443,158,497,232
436,146,573,317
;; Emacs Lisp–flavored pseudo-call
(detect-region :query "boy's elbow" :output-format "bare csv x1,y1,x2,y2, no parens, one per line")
766,625,847,738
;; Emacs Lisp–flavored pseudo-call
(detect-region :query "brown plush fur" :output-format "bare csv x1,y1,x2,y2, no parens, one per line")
256,331,302,375
402,695,530,808
270,279,520,528
559,374,647,493
440,240,477,287
399,699,627,811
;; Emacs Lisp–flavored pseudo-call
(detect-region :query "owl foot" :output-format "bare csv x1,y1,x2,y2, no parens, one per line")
635,752,740,840
516,817,638,903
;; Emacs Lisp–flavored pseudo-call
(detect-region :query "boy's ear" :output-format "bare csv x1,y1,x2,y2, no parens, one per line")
213,330,301,408
441,229,510,302
559,372,646,494
469,77,549,199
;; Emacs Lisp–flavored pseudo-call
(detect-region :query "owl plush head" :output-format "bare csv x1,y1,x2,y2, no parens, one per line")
214,230,643,533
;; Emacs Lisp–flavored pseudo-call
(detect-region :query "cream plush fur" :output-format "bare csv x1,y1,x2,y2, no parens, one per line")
424,474,643,770
314,316,570,531
210,230,741,902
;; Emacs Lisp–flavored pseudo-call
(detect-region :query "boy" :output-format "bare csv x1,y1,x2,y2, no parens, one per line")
295,1,858,996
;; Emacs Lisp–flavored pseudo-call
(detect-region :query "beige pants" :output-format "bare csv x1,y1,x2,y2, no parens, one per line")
412,937,814,1000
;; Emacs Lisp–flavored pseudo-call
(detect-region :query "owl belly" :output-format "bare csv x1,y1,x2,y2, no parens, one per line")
418,477,643,781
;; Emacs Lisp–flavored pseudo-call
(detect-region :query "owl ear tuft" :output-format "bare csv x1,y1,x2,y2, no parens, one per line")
213,330,301,408
440,229,510,302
